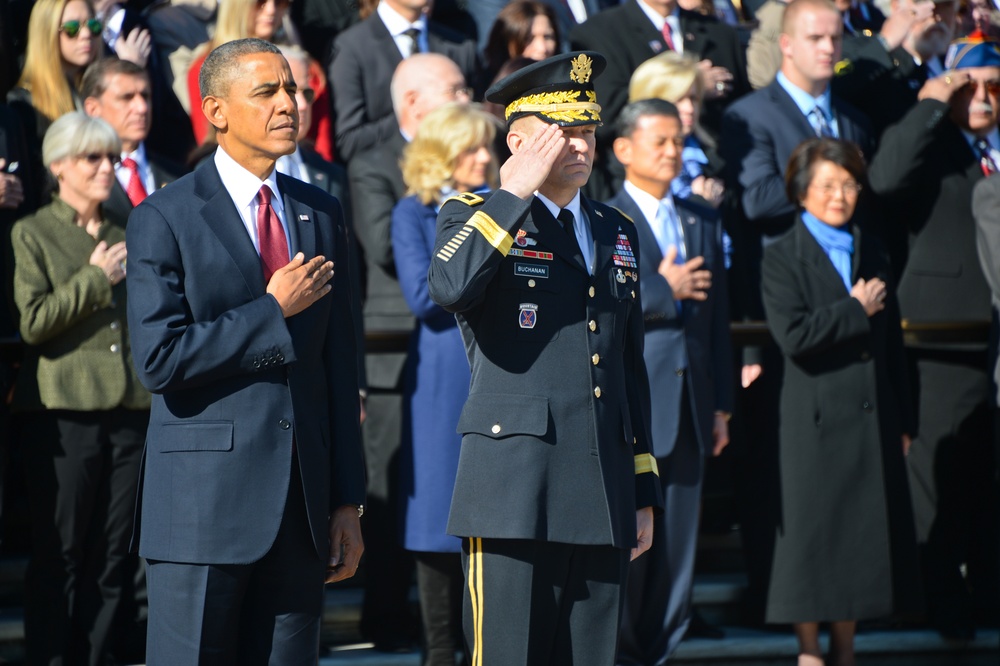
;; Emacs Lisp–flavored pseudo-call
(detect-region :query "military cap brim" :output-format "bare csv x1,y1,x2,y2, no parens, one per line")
485,51,607,127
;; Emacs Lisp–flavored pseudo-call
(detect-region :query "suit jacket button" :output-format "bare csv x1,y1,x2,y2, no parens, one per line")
592,353,600,365
862,400,873,412
588,320,597,332
589,286,596,298
675,368,685,377
276,354,284,363
594,386,602,398
491,424,501,434
279,419,291,430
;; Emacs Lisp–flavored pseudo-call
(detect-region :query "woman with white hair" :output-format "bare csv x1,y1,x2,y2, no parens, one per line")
10,111,150,665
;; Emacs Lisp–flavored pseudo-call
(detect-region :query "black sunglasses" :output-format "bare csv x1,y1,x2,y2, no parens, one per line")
60,18,102,38
79,152,120,166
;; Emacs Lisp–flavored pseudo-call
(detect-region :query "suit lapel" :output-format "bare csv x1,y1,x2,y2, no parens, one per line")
769,81,815,139
372,17,404,66
278,175,318,261
624,0,666,53
676,199,705,261
195,161,268,296
679,10,706,55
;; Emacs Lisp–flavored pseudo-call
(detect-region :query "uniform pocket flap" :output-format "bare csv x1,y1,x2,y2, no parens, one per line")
457,393,549,438
152,421,235,453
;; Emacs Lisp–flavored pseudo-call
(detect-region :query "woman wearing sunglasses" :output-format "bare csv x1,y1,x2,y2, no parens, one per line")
7,0,102,210
10,111,150,666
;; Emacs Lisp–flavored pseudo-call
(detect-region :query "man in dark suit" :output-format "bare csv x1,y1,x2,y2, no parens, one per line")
719,0,872,619
126,38,366,662
609,99,733,663
328,0,479,164
427,51,662,665
347,51,472,649
82,58,186,229
569,0,749,197
868,36,1000,639
973,173,1000,413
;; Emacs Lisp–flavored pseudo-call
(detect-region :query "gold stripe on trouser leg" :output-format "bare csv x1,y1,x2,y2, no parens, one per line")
467,537,485,666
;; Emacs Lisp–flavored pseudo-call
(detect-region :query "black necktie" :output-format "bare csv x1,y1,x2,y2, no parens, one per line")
557,208,581,255
403,27,420,57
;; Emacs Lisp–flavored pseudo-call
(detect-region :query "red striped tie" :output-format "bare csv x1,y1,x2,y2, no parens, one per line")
120,157,147,206
256,185,289,282
662,21,676,51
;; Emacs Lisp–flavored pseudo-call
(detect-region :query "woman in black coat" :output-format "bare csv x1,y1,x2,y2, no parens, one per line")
761,138,921,666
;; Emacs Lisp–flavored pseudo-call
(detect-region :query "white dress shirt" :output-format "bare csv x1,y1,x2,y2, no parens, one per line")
378,0,428,58
536,190,595,273
214,147,291,261
637,0,684,54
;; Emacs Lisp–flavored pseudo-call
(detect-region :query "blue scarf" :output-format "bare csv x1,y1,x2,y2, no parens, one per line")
801,211,854,292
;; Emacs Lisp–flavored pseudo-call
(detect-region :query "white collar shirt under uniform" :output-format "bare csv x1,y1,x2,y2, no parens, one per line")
536,189,594,273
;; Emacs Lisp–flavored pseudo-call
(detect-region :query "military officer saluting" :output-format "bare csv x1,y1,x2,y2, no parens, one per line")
427,51,663,665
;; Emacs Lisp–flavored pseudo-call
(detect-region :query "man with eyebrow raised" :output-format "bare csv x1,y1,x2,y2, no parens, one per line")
126,38,365,663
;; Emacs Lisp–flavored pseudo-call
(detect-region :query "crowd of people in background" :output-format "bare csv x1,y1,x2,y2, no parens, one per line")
0,0,999,664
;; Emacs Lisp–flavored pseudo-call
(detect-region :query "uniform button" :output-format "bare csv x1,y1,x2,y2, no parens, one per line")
528,279,536,288
862,400,873,412
631,290,636,299
588,320,597,332
860,352,870,361
491,424,501,434
594,386,602,398
279,419,291,430
110,321,120,330
675,368,684,377
592,353,600,365
633,437,637,445
589,286,596,298
109,344,120,353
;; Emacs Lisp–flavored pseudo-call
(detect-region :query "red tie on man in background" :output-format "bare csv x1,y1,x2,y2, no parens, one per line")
662,21,676,51
256,185,289,282
120,157,147,206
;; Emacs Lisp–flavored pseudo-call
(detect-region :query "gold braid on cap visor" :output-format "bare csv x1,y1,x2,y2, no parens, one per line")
504,90,602,123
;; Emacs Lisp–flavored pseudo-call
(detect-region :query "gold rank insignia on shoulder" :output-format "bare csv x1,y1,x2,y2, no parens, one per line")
834,59,853,76
442,192,485,207
570,54,593,84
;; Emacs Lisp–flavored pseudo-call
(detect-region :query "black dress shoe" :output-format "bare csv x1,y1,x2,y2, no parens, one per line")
684,610,725,640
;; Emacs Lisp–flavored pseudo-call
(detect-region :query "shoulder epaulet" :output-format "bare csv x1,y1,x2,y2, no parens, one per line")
442,192,485,207
609,206,635,225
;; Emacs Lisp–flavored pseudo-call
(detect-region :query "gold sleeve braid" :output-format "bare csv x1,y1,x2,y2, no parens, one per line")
634,453,659,477
436,210,513,261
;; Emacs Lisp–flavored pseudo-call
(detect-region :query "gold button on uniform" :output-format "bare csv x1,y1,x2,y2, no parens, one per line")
594,386,602,398
588,320,597,332
631,290,636,299
592,353,600,365
528,279,536,288
589,286,595,298
491,424,501,434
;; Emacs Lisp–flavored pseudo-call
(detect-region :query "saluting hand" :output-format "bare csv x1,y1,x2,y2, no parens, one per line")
919,71,971,104
267,252,334,318
501,122,566,201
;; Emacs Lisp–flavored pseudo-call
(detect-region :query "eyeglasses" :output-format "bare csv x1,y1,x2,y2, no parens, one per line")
59,19,102,39
77,152,120,166
965,78,1000,96
810,181,863,197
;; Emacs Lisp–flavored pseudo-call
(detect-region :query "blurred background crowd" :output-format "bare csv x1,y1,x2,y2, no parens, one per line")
0,0,998,664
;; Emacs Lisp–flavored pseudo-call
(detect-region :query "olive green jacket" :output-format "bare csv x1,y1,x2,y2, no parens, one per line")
11,197,150,411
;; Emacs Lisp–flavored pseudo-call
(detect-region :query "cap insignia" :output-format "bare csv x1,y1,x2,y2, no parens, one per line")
570,53,593,84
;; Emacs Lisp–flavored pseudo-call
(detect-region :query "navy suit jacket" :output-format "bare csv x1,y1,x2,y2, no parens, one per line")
608,189,733,458
126,158,365,564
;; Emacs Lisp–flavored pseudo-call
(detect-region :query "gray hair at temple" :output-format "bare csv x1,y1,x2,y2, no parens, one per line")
42,111,121,168
616,98,681,140
200,37,283,100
